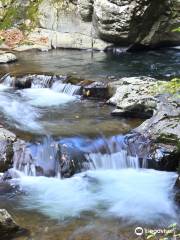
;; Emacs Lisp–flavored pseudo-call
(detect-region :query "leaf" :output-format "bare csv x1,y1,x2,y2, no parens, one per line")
146,234,155,239
168,223,177,229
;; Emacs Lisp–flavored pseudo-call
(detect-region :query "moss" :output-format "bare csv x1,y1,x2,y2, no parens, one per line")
151,78,180,96
172,27,180,32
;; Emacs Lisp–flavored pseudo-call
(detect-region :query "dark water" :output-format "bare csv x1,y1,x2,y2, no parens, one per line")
0,49,180,80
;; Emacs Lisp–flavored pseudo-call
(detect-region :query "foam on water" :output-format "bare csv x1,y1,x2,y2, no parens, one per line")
0,84,10,91
0,85,77,131
0,93,41,131
20,88,76,107
11,169,178,225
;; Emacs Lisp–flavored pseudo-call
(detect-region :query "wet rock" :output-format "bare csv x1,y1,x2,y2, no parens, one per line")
174,176,180,205
0,209,26,239
0,52,17,64
0,127,16,173
83,81,109,99
14,76,32,89
135,95,180,170
59,143,88,178
135,95,180,144
108,77,180,169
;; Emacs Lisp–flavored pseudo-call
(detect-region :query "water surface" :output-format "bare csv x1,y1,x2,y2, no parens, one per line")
0,49,179,80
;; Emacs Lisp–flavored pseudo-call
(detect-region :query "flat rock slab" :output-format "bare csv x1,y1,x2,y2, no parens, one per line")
0,53,17,64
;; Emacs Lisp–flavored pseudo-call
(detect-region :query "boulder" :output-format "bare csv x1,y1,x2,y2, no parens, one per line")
108,76,157,118
93,0,180,47
107,77,180,170
0,209,26,239
59,143,88,178
83,81,109,99
0,52,17,64
135,95,180,144
0,127,16,173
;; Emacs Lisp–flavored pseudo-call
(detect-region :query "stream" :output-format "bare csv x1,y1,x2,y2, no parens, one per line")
0,49,180,240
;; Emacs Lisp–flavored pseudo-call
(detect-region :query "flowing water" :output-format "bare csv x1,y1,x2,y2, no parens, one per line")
0,49,180,240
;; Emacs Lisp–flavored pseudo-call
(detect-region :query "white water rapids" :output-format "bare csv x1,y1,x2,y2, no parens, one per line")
0,79,79,132
11,169,178,225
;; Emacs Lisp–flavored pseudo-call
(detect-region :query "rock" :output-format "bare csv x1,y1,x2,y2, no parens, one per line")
0,0,179,50
0,209,26,239
0,127,16,173
24,28,110,51
78,0,94,22
135,95,180,143
108,76,157,118
174,176,180,205
83,81,109,99
93,0,180,47
0,53,17,64
107,77,180,169
59,143,88,178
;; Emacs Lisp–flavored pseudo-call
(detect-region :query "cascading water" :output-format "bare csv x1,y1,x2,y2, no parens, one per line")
51,81,82,95
12,137,60,177
0,73,179,227
0,74,81,132
11,134,148,178
31,75,52,88
0,74,81,96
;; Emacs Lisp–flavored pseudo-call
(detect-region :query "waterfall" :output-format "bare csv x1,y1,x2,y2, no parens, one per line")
0,74,82,96
31,75,52,88
10,134,149,179
12,137,60,177
0,74,14,87
60,134,148,171
51,81,82,95
87,152,139,169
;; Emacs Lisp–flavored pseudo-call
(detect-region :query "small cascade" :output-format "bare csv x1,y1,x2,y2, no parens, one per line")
60,134,149,171
87,152,139,169
51,81,82,95
0,74,14,87
12,137,60,177
84,135,141,170
10,134,149,179
31,75,52,88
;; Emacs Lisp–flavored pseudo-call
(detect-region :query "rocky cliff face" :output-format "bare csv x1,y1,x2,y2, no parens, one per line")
0,0,180,50
93,0,180,47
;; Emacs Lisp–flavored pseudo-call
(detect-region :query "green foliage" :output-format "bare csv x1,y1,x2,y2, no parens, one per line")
0,0,43,31
172,27,180,32
0,6,22,30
